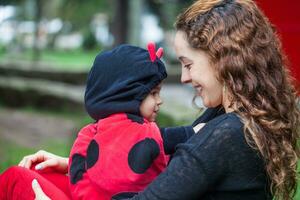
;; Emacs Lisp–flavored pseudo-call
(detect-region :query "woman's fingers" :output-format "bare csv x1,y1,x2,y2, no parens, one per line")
32,179,42,194
32,179,51,200
18,156,27,167
35,159,59,170
18,150,48,169
18,155,35,168
18,150,69,173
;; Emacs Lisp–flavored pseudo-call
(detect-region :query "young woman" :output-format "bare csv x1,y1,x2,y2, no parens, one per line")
124,0,300,199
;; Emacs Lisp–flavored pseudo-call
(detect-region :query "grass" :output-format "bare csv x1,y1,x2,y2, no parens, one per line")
0,138,36,172
0,137,71,173
0,49,100,70
0,105,92,173
295,168,300,199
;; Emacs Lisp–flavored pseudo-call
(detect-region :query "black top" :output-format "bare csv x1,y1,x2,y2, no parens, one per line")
117,109,272,200
160,106,225,155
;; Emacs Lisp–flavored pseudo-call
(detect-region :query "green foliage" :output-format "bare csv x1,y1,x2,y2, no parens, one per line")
40,49,98,69
82,30,98,51
0,0,23,6
156,112,176,127
59,0,111,31
156,111,189,127
148,0,195,30
0,44,6,55
0,49,99,70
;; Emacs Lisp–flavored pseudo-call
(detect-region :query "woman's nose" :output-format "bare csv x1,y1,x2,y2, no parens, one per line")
181,68,192,84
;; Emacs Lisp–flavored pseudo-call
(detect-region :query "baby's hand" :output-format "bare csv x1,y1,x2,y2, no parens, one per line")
193,123,206,133
18,150,69,173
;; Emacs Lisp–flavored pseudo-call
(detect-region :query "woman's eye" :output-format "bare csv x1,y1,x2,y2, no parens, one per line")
184,64,192,70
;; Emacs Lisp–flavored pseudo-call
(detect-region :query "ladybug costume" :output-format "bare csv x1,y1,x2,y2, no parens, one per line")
68,43,169,200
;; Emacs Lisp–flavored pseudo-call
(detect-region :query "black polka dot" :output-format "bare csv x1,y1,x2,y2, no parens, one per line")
69,153,86,184
86,139,99,169
126,113,144,124
128,138,160,174
112,192,138,199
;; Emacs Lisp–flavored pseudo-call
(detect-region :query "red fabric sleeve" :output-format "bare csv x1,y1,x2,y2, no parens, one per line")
0,166,70,200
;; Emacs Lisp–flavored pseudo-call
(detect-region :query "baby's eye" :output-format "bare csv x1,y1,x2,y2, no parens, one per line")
151,91,159,96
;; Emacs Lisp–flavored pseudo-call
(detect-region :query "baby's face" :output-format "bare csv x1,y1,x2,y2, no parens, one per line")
139,84,163,122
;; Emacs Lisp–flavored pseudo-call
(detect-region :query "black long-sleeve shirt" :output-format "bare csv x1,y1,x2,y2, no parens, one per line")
160,106,225,155
117,110,272,200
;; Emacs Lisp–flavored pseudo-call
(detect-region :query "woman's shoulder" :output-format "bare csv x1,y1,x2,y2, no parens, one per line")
199,112,244,137
180,112,261,170
185,112,246,151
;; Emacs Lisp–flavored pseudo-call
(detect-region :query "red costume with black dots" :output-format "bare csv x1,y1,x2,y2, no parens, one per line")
68,43,169,199
69,113,169,200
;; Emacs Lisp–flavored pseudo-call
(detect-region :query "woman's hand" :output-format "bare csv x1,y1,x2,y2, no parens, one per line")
32,179,51,200
18,150,69,174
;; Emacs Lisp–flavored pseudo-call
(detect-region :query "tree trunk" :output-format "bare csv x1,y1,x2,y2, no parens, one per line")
128,0,143,46
111,0,129,46
33,0,42,61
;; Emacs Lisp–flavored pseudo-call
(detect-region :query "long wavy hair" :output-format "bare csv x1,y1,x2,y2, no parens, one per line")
175,0,300,199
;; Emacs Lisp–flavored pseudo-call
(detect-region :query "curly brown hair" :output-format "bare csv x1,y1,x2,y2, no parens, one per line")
175,0,300,199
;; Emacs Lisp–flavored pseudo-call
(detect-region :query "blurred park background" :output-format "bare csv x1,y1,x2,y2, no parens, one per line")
0,0,299,198
0,0,202,172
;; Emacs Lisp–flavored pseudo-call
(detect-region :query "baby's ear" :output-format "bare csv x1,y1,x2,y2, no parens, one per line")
147,42,156,62
156,47,163,59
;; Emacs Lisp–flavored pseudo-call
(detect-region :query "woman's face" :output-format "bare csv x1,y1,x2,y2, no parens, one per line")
174,31,223,108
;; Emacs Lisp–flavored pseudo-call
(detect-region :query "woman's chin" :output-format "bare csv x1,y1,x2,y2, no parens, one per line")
203,100,216,108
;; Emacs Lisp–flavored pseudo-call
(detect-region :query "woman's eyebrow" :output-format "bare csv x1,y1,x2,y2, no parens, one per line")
178,56,191,63
178,56,185,61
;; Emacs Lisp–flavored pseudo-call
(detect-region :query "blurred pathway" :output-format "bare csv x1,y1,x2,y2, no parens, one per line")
0,84,201,149
0,108,76,148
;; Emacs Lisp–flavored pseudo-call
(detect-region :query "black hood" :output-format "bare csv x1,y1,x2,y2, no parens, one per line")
84,44,167,121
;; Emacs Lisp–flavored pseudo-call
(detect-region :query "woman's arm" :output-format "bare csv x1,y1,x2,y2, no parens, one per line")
126,146,214,200
160,106,225,154
119,124,239,200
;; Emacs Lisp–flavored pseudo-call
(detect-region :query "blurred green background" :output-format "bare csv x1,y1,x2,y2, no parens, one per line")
0,0,199,173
